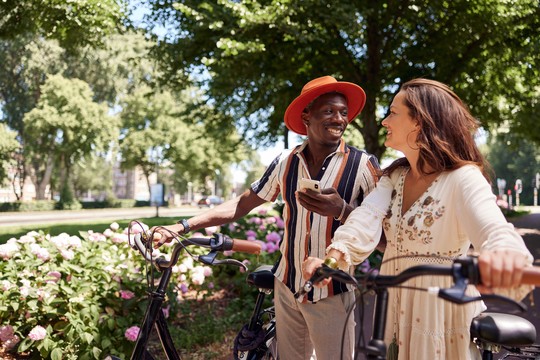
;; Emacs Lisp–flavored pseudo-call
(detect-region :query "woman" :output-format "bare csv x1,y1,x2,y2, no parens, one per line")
301,78,533,359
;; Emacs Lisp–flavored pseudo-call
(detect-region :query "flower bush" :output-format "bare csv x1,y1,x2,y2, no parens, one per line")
0,225,151,359
0,208,285,360
2,205,390,359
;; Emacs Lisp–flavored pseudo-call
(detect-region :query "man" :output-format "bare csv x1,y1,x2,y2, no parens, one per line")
152,75,380,359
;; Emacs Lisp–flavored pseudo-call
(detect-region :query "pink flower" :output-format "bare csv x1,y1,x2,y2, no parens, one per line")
275,218,285,229
120,290,135,300
257,209,268,215
3,334,20,350
0,325,14,342
205,226,218,235
110,222,120,231
162,305,170,319
203,266,212,277
28,325,47,341
46,271,61,283
125,326,140,342
265,232,281,244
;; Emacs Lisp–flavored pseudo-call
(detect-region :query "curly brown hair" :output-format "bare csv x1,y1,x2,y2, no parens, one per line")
383,78,491,181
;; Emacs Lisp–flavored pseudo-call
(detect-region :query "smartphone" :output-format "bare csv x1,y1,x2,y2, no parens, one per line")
299,178,321,193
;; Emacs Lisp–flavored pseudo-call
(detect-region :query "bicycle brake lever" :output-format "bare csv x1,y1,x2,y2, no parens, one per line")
212,258,248,271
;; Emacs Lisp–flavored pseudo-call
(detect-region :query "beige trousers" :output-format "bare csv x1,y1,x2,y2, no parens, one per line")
274,278,356,360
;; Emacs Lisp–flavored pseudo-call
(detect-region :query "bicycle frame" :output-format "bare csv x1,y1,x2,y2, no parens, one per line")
131,264,180,360
105,230,262,360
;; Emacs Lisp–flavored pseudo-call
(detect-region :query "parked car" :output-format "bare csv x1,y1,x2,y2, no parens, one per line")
197,196,223,208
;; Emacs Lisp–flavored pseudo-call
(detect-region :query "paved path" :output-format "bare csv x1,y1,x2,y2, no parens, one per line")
0,206,205,227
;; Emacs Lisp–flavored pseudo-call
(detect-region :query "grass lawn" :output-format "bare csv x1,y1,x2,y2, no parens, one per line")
0,216,179,244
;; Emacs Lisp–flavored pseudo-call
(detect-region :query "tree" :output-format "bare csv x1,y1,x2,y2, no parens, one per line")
0,0,127,49
119,84,248,197
487,132,540,205
147,0,540,159
0,124,21,187
23,74,118,203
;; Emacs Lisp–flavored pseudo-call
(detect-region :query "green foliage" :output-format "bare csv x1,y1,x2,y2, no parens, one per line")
487,132,540,205
148,0,540,158
23,74,119,201
0,0,128,49
0,208,287,358
0,200,56,212
0,124,20,183
0,228,148,358
56,182,82,211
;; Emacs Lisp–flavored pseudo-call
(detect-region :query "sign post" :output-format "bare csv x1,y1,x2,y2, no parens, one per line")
514,179,522,207
150,183,165,217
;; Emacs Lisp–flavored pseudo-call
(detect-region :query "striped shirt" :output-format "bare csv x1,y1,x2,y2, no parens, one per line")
251,139,380,302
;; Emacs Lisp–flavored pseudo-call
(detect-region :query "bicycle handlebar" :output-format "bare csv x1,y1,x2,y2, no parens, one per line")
294,265,358,299
296,257,540,304
129,232,261,270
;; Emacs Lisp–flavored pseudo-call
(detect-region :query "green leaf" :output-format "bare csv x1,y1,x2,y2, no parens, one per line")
51,348,63,360
83,332,94,344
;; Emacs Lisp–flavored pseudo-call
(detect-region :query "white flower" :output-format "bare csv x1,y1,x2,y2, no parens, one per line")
19,286,31,298
30,244,50,261
2,280,14,291
178,264,188,273
110,222,120,231
60,249,74,260
0,242,19,259
17,235,36,244
191,272,205,285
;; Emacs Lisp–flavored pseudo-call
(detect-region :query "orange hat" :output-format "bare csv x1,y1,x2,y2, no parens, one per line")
284,76,366,135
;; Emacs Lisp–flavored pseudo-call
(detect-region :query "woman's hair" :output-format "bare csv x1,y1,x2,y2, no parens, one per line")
383,78,491,181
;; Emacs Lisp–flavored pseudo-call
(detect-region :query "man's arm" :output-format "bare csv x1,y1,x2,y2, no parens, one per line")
152,189,267,245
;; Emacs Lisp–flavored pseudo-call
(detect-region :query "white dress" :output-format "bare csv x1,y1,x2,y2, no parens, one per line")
329,165,533,360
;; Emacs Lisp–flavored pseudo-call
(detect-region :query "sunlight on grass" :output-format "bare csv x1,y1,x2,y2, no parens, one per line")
0,217,180,243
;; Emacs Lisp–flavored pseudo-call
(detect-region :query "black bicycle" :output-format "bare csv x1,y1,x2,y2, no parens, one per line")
104,222,262,360
233,264,277,360
297,256,540,360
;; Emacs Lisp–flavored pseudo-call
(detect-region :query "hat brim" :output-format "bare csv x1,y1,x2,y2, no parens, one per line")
284,82,366,135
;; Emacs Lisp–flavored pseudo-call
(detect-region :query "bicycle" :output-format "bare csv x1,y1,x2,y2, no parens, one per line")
104,221,262,360
233,264,277,360
232,262,364,360
297,256,540,360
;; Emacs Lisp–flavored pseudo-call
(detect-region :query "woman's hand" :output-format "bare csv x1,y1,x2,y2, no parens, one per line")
477,249,529,291
302,257,332,287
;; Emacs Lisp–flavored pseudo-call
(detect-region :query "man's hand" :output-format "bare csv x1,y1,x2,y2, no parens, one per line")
149,224,184,248
296,187,345,218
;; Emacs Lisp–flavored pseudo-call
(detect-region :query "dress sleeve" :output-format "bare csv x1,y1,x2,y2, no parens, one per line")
328,174,394,268
454,166,533,299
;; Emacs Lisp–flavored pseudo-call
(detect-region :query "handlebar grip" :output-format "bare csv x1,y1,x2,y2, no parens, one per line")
522,266,540,286
231,239,262,254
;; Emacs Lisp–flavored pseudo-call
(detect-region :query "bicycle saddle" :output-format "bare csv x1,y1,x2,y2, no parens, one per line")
247,265,275,290
470,312,537,346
